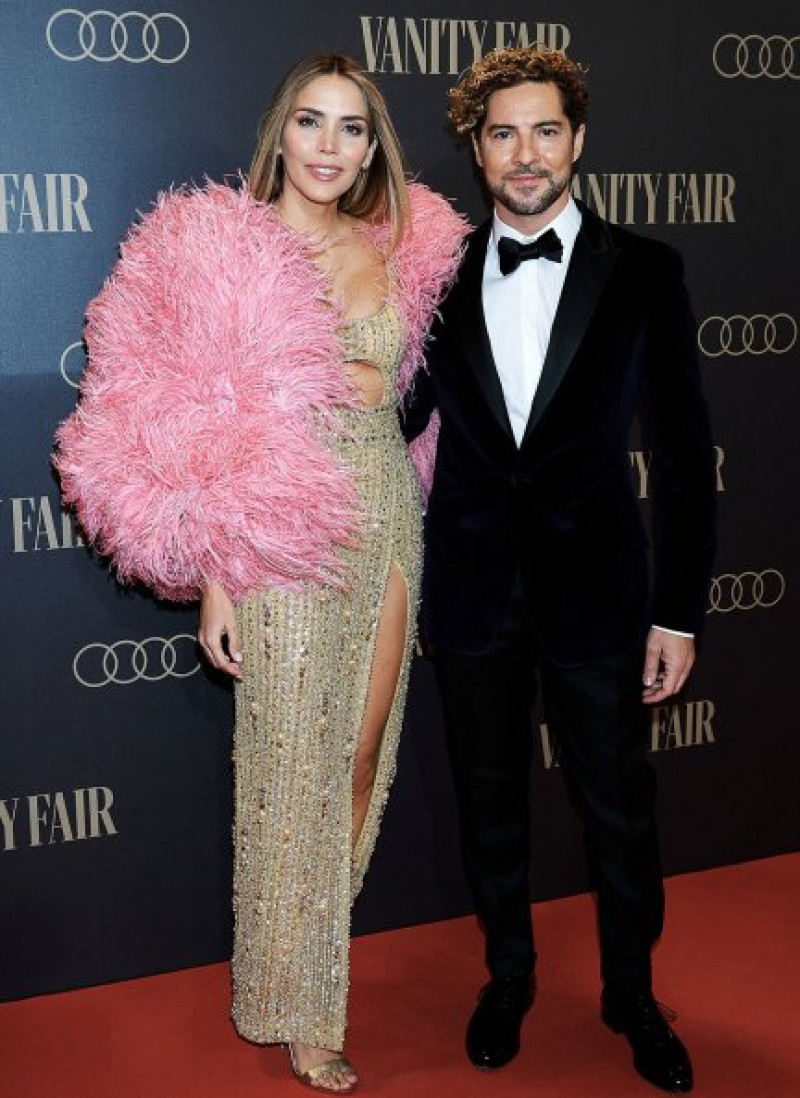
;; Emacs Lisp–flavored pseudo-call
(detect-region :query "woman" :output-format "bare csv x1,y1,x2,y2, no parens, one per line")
55,54,467,1093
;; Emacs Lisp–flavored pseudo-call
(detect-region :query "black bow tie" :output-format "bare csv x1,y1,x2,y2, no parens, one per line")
497,228,563,276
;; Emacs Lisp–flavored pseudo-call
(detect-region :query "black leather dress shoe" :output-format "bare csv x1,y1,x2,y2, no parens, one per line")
466,973,535,1070
602,990,694,1093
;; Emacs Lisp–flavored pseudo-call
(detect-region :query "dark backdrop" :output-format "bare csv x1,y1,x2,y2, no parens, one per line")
2,1,798,1001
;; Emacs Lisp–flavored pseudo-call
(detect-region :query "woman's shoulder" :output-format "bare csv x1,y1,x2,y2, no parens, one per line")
90,179,330,352
123,178,300,263
384,182,470,292
400,182,471,263
406,181,464,222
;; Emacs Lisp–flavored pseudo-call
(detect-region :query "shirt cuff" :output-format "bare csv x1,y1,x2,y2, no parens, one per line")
651,624,694,639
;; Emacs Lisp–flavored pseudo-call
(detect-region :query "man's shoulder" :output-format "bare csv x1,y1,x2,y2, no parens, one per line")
437,218,491,302
579,203,683,274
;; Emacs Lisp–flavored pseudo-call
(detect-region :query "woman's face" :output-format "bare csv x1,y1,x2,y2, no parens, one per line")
279,74,375,210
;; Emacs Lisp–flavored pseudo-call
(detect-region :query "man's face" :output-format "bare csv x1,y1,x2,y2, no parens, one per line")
472,80,584,232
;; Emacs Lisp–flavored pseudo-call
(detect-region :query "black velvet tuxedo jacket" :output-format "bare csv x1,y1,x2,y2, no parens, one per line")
404,204,717,663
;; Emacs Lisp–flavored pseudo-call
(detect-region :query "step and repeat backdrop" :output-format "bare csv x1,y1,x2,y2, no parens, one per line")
2,1,798,1000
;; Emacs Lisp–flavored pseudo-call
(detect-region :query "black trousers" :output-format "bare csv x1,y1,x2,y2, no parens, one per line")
433,583,664,992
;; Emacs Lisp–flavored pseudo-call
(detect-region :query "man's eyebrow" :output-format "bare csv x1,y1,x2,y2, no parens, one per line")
485,118,563,131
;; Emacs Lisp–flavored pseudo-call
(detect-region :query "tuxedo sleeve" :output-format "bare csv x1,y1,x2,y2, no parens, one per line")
400,354,437,443
639,247,717,634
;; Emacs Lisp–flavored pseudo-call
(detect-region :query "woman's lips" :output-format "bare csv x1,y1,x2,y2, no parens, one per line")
307,165,344,181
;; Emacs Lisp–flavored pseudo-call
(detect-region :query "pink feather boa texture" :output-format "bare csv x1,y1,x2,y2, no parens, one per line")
54,181,468,602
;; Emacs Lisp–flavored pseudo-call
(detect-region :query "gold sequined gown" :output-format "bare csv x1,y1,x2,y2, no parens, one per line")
231,302,422,1050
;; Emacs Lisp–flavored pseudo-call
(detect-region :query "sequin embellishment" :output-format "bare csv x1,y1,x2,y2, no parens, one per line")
231,301,422,1050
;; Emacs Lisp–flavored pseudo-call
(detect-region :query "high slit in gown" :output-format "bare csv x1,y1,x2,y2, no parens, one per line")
231,299,422,1050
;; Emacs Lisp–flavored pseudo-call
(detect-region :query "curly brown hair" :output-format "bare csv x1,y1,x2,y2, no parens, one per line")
448,47,589,136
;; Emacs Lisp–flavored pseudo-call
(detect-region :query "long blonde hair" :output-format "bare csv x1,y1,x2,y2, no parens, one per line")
249,53,408,249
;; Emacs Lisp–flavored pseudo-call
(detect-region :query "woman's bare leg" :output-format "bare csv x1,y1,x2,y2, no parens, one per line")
352,563,409,846
290,564,408,1091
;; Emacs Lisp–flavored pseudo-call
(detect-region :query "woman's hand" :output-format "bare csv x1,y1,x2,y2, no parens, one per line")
198,580,244,680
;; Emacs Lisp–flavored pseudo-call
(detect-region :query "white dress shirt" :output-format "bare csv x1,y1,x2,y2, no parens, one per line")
482,198,691,640
483,197,582,446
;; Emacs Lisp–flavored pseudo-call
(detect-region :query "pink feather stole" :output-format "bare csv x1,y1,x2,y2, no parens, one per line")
54,181,468,601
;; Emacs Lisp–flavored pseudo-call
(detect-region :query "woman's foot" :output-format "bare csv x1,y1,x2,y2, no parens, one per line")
288,1043,358,1094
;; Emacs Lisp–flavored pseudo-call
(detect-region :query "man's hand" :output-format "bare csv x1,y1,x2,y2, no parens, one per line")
642,627,695,705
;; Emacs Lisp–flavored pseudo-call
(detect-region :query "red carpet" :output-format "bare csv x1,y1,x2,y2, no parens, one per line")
2,854,798,1097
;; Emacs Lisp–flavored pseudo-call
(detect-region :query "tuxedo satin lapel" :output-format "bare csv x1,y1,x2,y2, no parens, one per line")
522,209,620,443
449,222,514,440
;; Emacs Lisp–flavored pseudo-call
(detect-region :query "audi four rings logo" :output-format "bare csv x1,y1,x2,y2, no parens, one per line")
60,341,86,388
707,571,786,613
46,9,190,63
73,635,200,687
713,34,800,79
698,314,797,357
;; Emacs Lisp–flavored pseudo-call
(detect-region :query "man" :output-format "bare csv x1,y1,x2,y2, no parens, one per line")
404,48,716,1093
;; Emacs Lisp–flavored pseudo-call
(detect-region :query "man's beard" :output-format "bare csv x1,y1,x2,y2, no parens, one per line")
488,168,569,218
